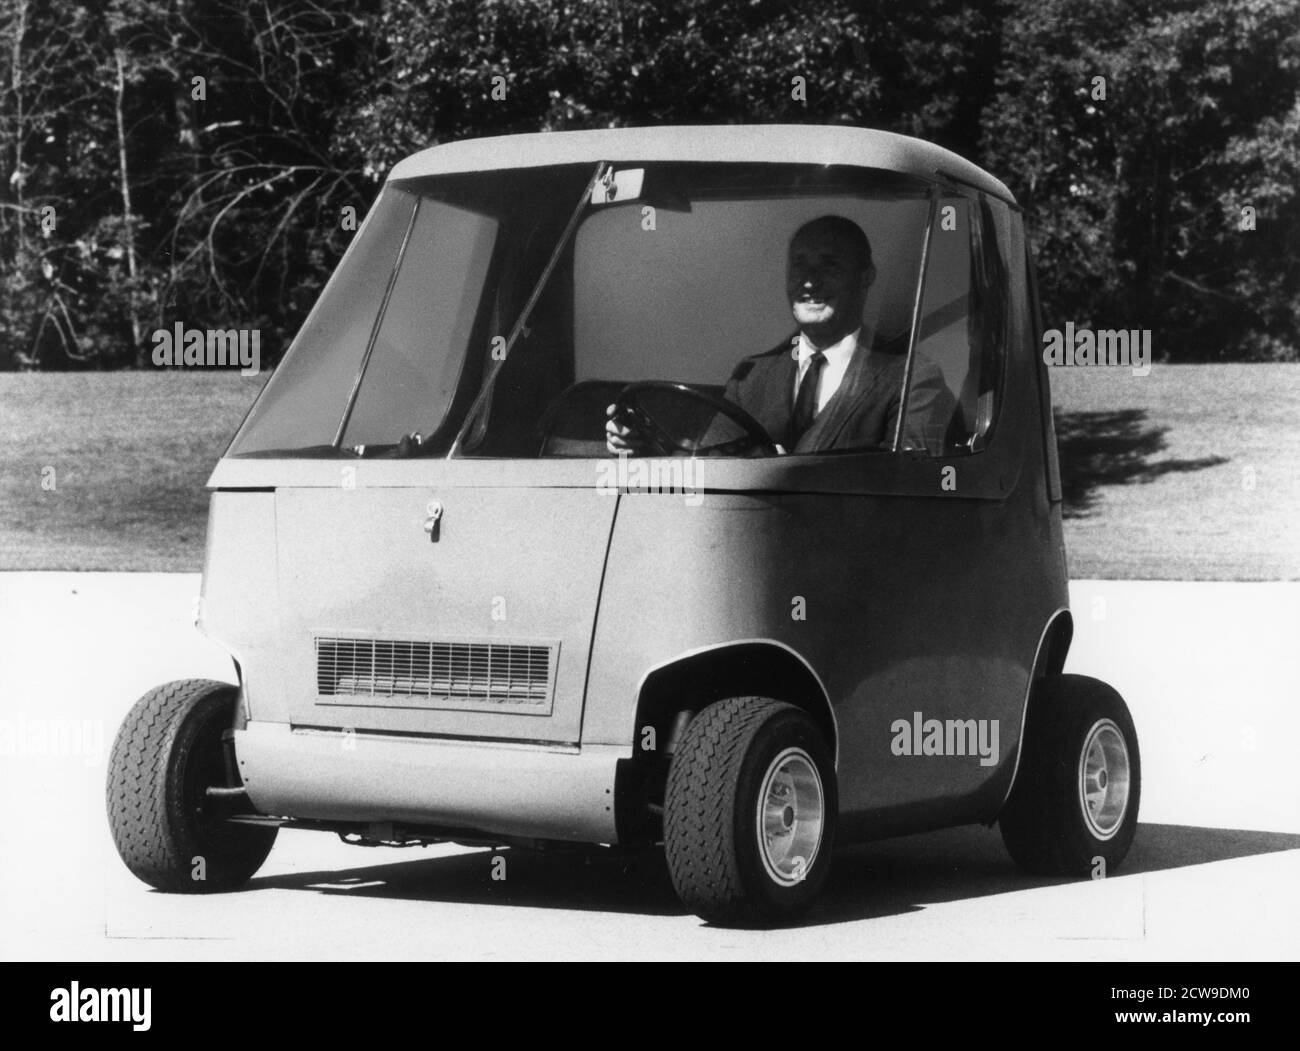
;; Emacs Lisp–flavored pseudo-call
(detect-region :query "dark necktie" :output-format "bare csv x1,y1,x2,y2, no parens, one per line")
789,350,826,444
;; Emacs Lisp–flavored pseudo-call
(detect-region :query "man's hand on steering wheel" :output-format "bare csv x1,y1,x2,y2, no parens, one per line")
604,382,782,458
605,404,654,455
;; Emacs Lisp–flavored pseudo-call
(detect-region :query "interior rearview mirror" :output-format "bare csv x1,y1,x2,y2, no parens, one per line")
590,167,645,205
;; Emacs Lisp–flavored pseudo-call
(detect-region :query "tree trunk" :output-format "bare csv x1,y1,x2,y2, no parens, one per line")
4,0,29,369
114,43,143,365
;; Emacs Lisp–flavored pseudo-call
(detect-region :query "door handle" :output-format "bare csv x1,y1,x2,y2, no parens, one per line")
423,499,443,542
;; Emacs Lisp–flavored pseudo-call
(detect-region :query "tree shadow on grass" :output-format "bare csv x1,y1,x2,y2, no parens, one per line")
1055,408,1229,517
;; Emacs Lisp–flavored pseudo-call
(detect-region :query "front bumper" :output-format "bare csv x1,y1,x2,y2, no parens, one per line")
233,722,627,843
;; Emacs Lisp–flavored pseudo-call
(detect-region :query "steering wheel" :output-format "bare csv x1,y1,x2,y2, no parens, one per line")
611,381,780,457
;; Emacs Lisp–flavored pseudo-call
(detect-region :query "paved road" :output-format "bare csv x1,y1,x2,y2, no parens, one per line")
1,574,1296,961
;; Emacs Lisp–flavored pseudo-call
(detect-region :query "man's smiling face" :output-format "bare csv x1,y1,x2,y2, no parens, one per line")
785,219,873,345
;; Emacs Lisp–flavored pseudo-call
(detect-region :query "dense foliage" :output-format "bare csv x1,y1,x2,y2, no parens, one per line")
1,0,1296,368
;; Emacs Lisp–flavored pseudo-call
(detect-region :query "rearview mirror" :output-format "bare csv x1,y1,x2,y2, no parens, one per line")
590,167,645,205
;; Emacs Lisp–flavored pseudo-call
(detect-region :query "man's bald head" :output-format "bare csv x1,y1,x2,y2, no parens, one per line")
786,215,875,347
792,216,872,270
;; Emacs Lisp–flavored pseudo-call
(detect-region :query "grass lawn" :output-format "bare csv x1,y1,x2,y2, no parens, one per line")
0,372,266,572
1,364,1296,578
1049,364,1299,580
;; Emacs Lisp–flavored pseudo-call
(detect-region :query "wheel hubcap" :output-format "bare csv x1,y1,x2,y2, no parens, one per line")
757,747,824,886
1078,718,1131,840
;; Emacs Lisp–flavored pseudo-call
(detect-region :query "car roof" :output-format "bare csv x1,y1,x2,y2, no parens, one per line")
387,124,1015,204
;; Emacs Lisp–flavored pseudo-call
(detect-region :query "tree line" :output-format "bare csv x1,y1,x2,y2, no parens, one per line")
1,0,1296,370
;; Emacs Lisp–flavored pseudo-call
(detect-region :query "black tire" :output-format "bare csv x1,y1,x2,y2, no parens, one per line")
999,674,1140,877
107,678,276,893
664,697,837,926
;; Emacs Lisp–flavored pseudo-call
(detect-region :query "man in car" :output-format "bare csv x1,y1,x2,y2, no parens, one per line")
605,214,956,455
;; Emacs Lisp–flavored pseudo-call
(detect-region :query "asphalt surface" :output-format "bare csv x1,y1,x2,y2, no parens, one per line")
1,573,1296,961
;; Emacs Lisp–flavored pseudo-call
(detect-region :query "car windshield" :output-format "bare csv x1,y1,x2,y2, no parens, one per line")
227,162,938,459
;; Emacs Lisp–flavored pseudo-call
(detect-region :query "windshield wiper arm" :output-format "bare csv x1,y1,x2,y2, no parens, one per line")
448,160,609,457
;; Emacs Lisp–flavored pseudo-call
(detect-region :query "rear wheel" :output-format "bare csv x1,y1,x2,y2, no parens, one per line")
999,674,1140,877
664,697,836,926
107,679,276,892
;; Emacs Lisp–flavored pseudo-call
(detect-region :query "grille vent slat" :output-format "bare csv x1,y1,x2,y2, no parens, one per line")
315,636,555,711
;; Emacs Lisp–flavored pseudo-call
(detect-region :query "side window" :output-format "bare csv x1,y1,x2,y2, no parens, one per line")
901,193,1007,455
340,199,499,450
228,188,414,456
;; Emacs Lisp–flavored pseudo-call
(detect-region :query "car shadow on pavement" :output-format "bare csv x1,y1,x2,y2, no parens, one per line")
250,842,689,916
802,822,1300,928
246,822,1300,927
1054,408,1228,518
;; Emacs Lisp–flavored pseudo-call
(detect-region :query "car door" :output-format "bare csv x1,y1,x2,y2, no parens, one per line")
272,467,616,745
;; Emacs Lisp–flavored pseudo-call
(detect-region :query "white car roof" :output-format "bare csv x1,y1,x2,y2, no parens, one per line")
387,124,1015,203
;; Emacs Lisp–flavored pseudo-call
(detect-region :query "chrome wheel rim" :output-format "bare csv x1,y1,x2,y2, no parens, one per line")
1078,718,1131,840
756,747,824,887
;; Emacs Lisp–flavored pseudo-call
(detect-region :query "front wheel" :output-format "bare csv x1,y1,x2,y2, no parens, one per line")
107,678,277,893
664,697,837,926
999,674,1141,877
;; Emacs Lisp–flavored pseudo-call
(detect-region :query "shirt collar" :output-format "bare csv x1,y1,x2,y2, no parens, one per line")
794,327,860,367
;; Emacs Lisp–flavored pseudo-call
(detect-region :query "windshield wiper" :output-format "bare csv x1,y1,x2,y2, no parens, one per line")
447,160,609,457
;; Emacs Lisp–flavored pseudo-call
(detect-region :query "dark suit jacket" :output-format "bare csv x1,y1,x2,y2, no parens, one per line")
722,332,957,454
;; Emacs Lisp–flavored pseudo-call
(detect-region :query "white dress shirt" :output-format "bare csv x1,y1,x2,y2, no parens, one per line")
792,328,860,414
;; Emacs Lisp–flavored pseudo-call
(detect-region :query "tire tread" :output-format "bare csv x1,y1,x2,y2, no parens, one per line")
664,696,833,924
106,678,274,893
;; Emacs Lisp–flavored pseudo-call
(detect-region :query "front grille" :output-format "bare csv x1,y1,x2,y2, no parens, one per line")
315,635,557,712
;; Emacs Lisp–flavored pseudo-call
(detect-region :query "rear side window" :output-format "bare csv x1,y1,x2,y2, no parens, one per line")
901,193,1008,455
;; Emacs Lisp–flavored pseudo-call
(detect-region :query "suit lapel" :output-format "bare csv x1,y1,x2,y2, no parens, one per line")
763,337,800,446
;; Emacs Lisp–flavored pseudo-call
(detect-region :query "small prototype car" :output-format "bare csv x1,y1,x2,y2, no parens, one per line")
108,125,1140,925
